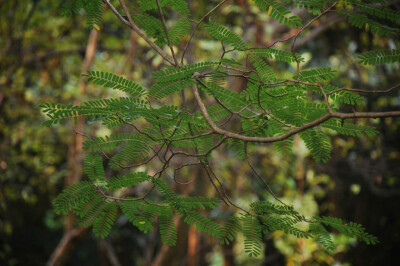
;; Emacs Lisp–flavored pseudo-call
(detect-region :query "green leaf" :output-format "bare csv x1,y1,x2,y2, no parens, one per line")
83,133,152,153
252,0,302,28
348,0,400,23
358,49,400,65
85,71,146,97
153,178,177,200
249,56,276,82
226,139,246,159
217,216,242,245
249,48,305,63
241,214,263,257
204,21,247,51
93,201,118,238
84,0,103,29
133,13,165,43
309,222,335,251
299,128,331,163
274,137,294,155
168,17,191,45
108,172,152,190
250,201,299,217
60,0,103,29
346,13,400,37
293,0,326,15
323,119,378,137
152,62,219,83
183,211,222,237
159,215,177,246
138,0,190,16
109,137,151,169
296,67,336,83
201,82,249,112
60,0,84,17
84,154,107,187
323,84,365,105
315,216,379,245
119,201,159,233
149,79,196,99
175,196,221,210
75,194,104,227
53,181,97,215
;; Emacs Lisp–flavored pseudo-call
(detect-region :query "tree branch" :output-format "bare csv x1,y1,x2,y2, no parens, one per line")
180,0,229,64
291,2,338,77
327,83,400,95
156,0,178,66
103,0,175,65
191,83,400,143
47,227,88,266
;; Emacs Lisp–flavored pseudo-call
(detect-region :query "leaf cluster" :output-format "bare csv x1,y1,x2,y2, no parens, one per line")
46,0,398,257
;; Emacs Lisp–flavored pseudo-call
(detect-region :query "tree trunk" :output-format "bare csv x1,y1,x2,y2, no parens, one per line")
47,29,99,266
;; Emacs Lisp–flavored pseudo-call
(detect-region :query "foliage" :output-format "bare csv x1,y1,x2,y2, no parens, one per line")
358,49,400,65
42,0,400,258
60,0,103,29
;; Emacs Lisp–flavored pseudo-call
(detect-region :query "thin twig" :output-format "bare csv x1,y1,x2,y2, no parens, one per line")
327,83,400,95
103,0,175,65
180,0,229,64
291,2,338,78
244,143,287,205
244,144,309,222
206,162,250,214
155,0,178,66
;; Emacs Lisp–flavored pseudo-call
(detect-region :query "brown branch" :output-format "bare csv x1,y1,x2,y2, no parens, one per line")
95,153,180,203
65,29,99,232
318,84,334,114
244,144,311,222
244,143,287,206
118,111,230,143
156,0,178,66
191,83,400,143
202,162,230,206
333,111,400,119
206,162,250,213
327,83,400,95
173,163,201,185
196,79,260,119
46,227,88,266
291,2,338,77
103,0,175,65
186,121,230,206
172,135,228,158
99,240,122,266
180,0,229,64
295,14,345,49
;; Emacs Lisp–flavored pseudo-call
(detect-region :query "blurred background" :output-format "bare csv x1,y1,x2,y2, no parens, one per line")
1,0,400,265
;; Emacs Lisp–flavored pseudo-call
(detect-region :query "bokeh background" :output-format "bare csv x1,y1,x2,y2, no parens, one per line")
1,0,400,265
